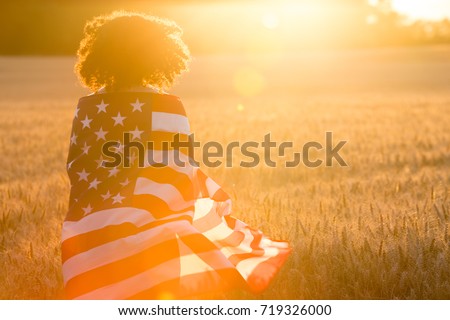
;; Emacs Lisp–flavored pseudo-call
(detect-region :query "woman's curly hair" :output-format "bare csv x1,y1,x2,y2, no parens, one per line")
75,11,190,92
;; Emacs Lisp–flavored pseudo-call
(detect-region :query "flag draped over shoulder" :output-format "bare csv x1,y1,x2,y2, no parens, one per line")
62,92,291,299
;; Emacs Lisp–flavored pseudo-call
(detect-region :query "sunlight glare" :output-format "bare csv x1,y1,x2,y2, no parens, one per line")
391,0,450,21
262,12,280,29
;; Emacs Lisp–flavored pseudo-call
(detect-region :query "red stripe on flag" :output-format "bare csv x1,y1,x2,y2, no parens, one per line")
246,249,291,293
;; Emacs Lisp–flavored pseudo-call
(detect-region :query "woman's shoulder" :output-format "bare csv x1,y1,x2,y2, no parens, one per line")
80,86,181,103
77,86,185,115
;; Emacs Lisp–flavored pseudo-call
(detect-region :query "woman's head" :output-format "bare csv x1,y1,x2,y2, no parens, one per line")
75,11,190,92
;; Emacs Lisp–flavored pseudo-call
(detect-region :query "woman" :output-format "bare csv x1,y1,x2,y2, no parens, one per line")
62,11,290,299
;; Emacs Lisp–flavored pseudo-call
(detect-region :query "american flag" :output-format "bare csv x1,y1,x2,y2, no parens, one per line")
62,92,291,299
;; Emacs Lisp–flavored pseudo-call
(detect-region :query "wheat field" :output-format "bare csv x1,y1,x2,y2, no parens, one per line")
0,47,449,299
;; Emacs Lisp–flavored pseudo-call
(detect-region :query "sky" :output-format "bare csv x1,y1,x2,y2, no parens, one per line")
391,0,450,21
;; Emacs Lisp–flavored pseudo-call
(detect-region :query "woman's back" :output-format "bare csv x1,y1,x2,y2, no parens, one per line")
65,91,191,222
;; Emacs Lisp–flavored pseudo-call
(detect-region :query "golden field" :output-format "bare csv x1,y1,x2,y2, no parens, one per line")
0,47,449,299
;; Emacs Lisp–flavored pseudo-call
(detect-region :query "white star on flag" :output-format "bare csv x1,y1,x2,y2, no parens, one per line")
94,127,108,141
82,142,91,155
81,115,93,129
114,142,124,153
112,112,126,126
74,107,79,118
70,133,77,145
108,167,120,177
130,98,145,112
88,178,101,190
96,100,109,113
82,204,93,215
112,192,125,204
120,178,130,187
129,126,144,140
101,190,112,200
95,156,105,169
76,169,90,182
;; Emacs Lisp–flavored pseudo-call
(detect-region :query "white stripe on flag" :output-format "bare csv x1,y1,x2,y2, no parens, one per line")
61,207,154,242
134,177,194,211
218,229,254,258
179,252,235,277
152,112,190,134
235,247,280,279
193,198,215,221
202,221,235,243
179,253,214,277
